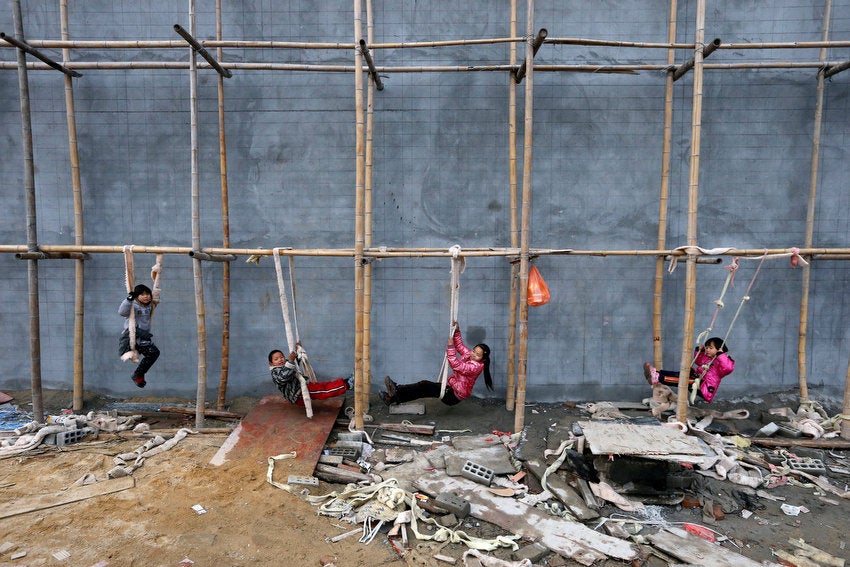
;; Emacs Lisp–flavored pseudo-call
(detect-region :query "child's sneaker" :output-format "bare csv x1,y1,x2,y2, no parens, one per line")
132,372,146,388
344,373,354,390
379,391,393,406
643,362,659,385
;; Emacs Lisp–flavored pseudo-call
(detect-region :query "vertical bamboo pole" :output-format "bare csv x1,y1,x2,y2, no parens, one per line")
505,0,519,412
842,354,850,439
187,0,209,428
676,0,706,421
652,0,678,369
60,0,86,412
353,0,367,429
361,0,377,406
798,0,831,403
514,0,535,434
215,0,232,410
12,0,44,422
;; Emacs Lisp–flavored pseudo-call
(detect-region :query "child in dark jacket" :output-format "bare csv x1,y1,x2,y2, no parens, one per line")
643,337,735,403
268,347,351,404
119,283,160,388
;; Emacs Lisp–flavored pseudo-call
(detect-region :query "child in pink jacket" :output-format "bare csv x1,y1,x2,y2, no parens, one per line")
644,337,735,402
382,323,493,406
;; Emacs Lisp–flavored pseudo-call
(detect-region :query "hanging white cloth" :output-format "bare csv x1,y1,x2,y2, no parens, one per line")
273,248,313,418
438,245,465,399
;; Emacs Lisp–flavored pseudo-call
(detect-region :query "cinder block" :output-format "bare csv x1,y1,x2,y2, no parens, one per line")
461,460,494,486
434,492,470,518
43,427,93,447
287,475,319,486
327,447,359,459
787,458,826,474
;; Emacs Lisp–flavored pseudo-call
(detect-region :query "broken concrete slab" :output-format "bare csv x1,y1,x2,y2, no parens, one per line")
578,420,710,460
648,526,781,567
414,474,638,565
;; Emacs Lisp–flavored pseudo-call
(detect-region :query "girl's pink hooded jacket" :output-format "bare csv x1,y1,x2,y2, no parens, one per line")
692,350,735,402
445,329,484,400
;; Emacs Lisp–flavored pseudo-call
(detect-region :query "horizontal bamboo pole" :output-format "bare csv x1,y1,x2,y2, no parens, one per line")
2,61,848,73
7,37,850,51
2,244,850,259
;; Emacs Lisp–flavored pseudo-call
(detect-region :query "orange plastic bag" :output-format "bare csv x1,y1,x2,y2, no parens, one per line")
527,265,551,306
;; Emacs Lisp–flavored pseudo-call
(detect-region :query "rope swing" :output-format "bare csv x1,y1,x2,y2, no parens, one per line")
438,245,465,399
272,248,314,418
688,251,769,403
121,245,163,363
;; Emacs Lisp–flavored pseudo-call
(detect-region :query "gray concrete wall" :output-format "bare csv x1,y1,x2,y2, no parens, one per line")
0,1,848,404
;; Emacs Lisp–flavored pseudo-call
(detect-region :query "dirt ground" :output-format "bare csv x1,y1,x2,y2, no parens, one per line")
1,387,849,567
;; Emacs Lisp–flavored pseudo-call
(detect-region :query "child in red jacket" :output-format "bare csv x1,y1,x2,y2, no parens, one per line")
643,337,735,403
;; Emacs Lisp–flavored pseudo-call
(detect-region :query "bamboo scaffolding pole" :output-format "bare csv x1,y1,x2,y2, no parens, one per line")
359,39,383,91
824,59,850,78
676,0,707,422
59,0,86,414
513,28,547,83
672,37,720,81
215,0,232,411
505,0,519,412
186,0,209,429
15,251,88,260
173,24,232,78
0,32,81,77
4,244,850,259
6,60,850,74
798,1,832,403
10,37,850,51
353,0,367,430
652,0,679,370
843,355,850,439
514,0,535,434
11,0,44,423
362,0,376,408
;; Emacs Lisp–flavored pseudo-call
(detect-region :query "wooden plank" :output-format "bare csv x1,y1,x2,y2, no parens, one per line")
0,476,135,520
751,438,850,449
415,474,637,565
375,422,435,436
578,421,707,456
158,405,242,419
209,394,344,482
647,527,766,567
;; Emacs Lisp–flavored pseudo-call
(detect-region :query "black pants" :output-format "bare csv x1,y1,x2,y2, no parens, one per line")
395,380,462,406
119,328,160,377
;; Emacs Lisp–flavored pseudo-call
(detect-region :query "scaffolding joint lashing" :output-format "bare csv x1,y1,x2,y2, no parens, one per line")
513,28,548,84
0,31,82,77
358,39,384,91
173,24,232,78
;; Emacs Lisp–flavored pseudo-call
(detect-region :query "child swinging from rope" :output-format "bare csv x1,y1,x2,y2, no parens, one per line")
268,344,352,404
119,283,160,388
643,337,735,403
381,321,493,406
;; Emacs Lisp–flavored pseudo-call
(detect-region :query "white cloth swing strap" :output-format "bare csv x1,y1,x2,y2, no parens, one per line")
273,248,296,351
439,246,465,399
123,246,137,354
273,248,313,418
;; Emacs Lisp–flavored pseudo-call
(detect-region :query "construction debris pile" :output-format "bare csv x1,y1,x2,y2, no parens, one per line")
277,397,850,566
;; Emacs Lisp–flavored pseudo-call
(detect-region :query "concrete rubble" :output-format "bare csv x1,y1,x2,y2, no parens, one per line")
286,395,850,566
